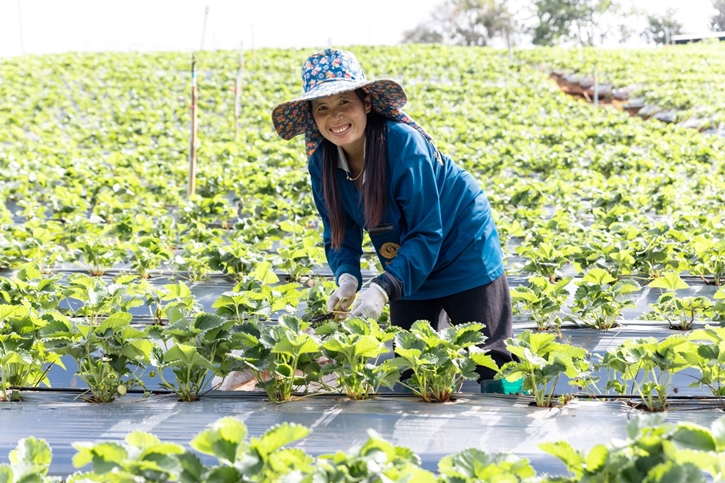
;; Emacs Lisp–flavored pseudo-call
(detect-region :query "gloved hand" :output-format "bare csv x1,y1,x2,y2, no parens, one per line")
349,283,389,320
327,273,358,312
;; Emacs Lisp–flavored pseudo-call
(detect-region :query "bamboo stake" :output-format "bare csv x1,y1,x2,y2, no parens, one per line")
188,55,198,198
593,65,598,108
234,43,243,141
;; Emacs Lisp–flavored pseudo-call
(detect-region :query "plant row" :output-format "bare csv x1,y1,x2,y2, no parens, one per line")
4,273,725,412
4,413,725,483
3,253,725,338
512,269,725,331
514,42,725,126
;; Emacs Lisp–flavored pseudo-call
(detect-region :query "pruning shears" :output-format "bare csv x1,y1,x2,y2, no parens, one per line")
310,311,349,323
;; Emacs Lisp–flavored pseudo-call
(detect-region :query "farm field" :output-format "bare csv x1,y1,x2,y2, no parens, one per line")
517,43,725,128
2,44,725,480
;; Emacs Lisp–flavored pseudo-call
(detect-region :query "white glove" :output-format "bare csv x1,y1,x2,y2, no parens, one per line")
349,283,388,320
327,273,358,312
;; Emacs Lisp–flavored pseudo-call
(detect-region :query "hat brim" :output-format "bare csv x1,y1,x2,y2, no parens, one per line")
272,78,407,141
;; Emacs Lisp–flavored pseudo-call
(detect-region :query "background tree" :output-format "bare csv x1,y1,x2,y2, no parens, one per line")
403,0,513,47
530,0,623,46
711,0,725,32
641,8,684,44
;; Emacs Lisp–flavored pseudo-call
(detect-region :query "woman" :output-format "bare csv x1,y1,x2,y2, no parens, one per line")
272,49,519,393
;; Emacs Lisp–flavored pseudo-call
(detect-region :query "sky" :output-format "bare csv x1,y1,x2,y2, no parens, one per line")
0,0,718,58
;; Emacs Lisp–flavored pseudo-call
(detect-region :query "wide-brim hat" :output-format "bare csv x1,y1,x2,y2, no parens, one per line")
272,49,431,156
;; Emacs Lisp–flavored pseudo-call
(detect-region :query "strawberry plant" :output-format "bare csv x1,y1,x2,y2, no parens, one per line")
380,320,498,403
174,241,213,282
190,417,313,482
0,437,57,483
437,448,536,483
648,271,712,330
312,429,436,483
62,274,143,325
628,226,682,279
272,220,325,283
301,278,337,323
0,266,64,311
684,326,725,407
4,220,67,272
516,242,576,281
212,278,303,324
71,236,127,277
498,331,590,407
149,308,246,401
0,307,64,401
127,235,173,279
599,336,692,411
510,276,571,331
714,286,725,322
315,317,399,400
206,239,264,281
569,268,640,329
42,312,152,403
540,414,725,483
235,315,326,403
71,430,189,483
688,235,725,285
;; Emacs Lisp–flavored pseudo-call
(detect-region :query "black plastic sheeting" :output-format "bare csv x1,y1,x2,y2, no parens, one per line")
1,392,723,477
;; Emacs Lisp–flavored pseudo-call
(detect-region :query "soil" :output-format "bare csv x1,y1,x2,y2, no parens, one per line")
549,73,639,115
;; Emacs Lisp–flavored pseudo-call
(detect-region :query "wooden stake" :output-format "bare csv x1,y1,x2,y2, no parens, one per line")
234,43,243,141
593,65,598,108
188,55,198,198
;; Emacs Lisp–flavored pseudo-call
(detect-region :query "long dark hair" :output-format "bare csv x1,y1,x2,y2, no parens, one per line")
321,89,388,250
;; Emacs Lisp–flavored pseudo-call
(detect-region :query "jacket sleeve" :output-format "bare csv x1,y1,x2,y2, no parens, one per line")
385,149,444,297
309,161,363,289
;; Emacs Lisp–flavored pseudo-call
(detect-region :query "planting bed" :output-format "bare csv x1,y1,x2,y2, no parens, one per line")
2,391,723,478
516,43,725,130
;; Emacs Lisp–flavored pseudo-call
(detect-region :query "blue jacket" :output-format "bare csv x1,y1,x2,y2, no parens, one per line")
308,120,503,300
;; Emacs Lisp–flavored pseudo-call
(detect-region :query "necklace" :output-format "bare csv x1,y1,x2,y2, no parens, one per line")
346,168,363,181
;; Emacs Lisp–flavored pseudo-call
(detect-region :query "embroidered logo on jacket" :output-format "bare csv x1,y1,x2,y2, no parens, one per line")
380,242,400,259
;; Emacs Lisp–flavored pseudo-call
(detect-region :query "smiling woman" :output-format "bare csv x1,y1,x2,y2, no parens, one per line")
271,49,522,393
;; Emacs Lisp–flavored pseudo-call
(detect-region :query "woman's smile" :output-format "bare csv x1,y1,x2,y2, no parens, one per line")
311,91,371,158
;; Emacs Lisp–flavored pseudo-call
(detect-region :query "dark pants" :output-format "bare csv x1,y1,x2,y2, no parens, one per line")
389,273,515,381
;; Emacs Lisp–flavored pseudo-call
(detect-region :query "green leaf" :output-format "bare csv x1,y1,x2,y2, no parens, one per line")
272,334,319,357
648,272,689,291
711,416,725,450
98,312,132,333
670,425,716,452
0,305,27,320
165,306,187,326
538,441,583,477
8,437,52,469
0,466,12,483
585,444,608,472
163,344,215,371
193,313,227,333
254,423,310,456
125,431,161,450
190,417,247,462
252,261,279,284
469,347,499,373
582,268,616,285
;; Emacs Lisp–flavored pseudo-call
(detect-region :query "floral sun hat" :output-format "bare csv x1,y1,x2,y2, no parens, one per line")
272,49,431,156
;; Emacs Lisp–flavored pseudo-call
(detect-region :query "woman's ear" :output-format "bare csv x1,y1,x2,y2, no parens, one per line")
364,95,372,113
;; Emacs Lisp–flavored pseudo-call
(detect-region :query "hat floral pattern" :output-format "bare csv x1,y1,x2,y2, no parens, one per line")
272,49,431,156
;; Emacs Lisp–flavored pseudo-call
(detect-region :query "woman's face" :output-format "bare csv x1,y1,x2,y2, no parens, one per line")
311,91,371,156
